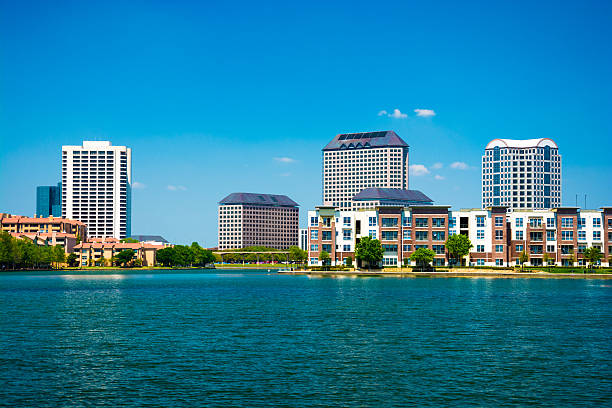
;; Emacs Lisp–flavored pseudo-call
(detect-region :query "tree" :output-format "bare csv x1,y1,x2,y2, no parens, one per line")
519,250,529,271
289,246,307,267
156,247,175,267
542,253,550,272
116,249,135,267
355,236,383,269
567,249,576,268
67,253,79,267
120,238,139,243
318,251,330,269
403,257,409,268
583,247,602,269
410,248,435,271
345,256,353,267
445,234,473,267
133,259,143,267
52,245,65,269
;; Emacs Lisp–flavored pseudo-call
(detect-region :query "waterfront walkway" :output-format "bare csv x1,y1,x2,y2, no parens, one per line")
278,269,612,279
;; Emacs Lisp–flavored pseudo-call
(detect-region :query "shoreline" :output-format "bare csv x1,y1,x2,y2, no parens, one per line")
278,270,612,279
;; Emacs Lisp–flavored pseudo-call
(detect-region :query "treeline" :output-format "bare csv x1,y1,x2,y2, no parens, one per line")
0,231,66,270
156,242,216,267
219,245,307,264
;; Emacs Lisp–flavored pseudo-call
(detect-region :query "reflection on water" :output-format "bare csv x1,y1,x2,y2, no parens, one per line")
0,270,611,407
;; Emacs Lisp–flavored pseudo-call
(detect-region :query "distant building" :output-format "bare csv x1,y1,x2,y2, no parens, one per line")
218,192,299,250
62,141,132,239
36,183,62,217
482,138,561,210
322,131,409,210
299,228,308,251
352,188,433,209
0,213,87,253
130,235,170,246
74,238,167,267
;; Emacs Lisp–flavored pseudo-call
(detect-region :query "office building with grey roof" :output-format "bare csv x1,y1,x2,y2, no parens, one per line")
322,131,409,210
218,192,299,250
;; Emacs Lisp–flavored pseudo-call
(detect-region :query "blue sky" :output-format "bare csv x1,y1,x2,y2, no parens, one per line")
1,0,611,246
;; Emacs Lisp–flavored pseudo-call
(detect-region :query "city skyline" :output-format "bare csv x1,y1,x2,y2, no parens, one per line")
1,1,611,246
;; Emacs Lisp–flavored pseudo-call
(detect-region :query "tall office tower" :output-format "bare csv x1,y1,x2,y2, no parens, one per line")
482,138,561,210
322,131,409,210
218,192,299,250
62,141,132,239
36,182,62,217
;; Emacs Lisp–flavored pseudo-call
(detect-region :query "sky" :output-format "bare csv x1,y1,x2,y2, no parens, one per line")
1,0,611,246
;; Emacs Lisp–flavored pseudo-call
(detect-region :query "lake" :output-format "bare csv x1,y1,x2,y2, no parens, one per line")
1,270,611,407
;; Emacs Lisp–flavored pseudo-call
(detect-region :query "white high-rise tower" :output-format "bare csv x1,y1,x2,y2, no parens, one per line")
62,141,132,239
482,138,561,210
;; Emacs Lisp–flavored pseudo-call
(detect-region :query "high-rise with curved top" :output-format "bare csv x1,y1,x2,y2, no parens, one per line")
482,138,561,210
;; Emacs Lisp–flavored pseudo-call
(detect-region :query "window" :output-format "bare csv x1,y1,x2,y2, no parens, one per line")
381,230,398,240
546,231,555,241
477,230,485,239
403,230,411,240
495,217,504,227
343,245,351,251
432,245,445,254
546,245,555,253
593,218,601,228
310,244,318,251
578,231,586,241
343,229,352,240
310,258,317,264
432,231,445,241
310,216,318,226
311,230,318,240
415,231,428,241
516,244,524,252
561,217,573,228
403,217,411,227
432,218,445,228
495,259,503,266
516,218,523,227
476,216,485,227
343,217,351,226
449,217,456,228
495,230,504,240
593,231,601,240
547,217,555,227
369,230,377,239
382,244,398,253
415,218,428,228
476,245,484,252
529,218,542,228
476,259,485,266
515,230,523,240
561,231,573,241
403,244,411,252
322,231,332,241
381,218,398,227
495,245,503,253
368,217,377,227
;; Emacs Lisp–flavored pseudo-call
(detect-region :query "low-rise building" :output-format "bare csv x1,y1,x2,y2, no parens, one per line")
1,213,87,253
307,206,611,267
73,238,166,266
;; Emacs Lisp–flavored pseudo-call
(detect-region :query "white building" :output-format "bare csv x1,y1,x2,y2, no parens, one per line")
482,138,561,210
62,141,132,239
299,228,308,252
322,131,409,210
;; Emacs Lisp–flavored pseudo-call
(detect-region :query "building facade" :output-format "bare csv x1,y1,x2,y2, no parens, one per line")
1,213,87,253
482,138,561,210
322,131,409,210
218,192,299,250
36,183,62,217
299,228,308,252
62,141,132,239
307,206,611,267
74,238,166,267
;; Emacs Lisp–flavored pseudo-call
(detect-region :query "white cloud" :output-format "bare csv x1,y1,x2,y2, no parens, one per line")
167,185,187,191
414,108,436,117
432,162,443,170
132,181,146,189
450,161,469,170
274,157,295,164
434,174,445,180
409,164,430,176
377,108,408,119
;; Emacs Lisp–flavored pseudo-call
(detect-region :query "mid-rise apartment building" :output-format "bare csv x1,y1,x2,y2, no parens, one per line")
218,192,299,250
62,141,132,239
307,206,611,267
482,138,561,210
322,131,409,210
36,183,62,217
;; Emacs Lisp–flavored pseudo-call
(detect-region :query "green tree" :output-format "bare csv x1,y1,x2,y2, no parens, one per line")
542,253,550,272
66,253,79,267
289,246,307,267
519,250,529,271
318,251,330,268
116,249,135,266
445,234,473,267
583,247,602,269
355,236,383,269
345,256,353,267
52,245,65,269
0,231,15,268
567,249,576,268
156,247,175,267
410,248,435,270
